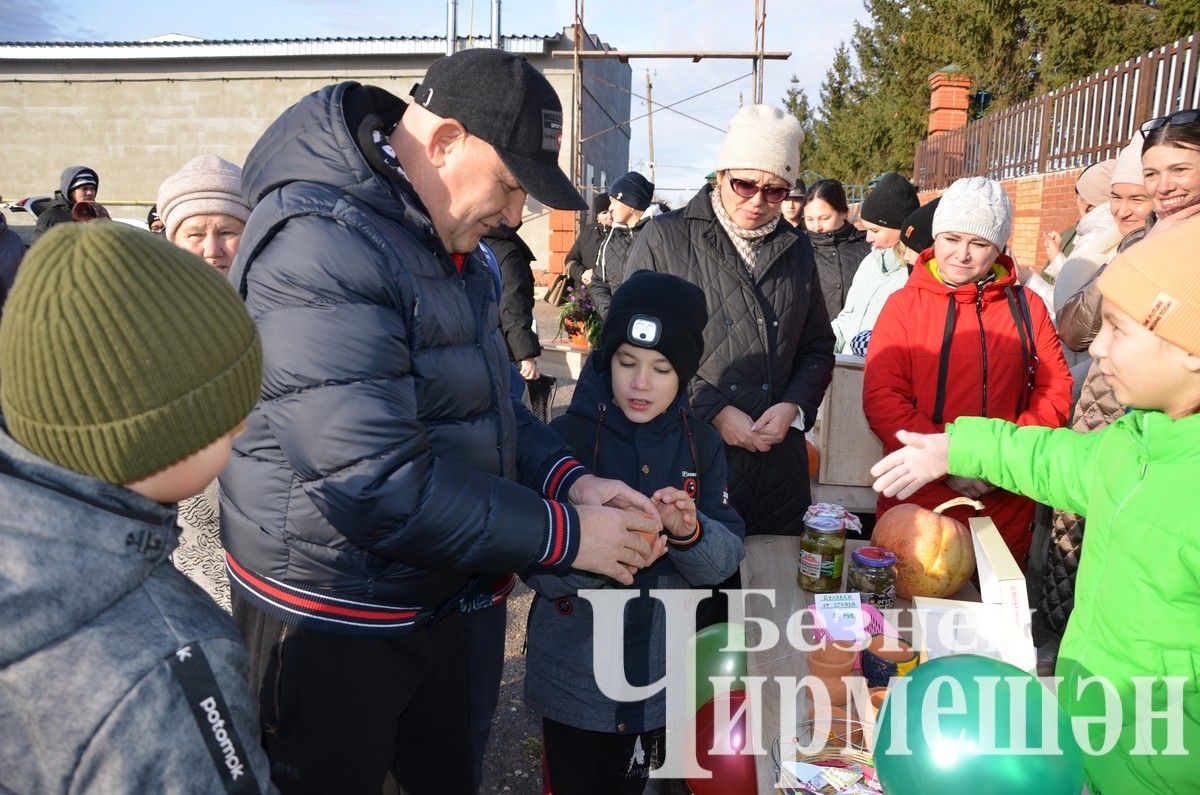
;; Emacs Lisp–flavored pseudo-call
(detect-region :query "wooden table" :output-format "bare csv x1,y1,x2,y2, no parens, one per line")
739,535,979,793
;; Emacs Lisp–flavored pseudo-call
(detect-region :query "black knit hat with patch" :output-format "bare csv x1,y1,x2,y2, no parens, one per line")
599,271,708,387
900,197,940,255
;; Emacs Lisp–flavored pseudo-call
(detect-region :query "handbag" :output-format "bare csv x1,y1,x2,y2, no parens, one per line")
542,273,569,306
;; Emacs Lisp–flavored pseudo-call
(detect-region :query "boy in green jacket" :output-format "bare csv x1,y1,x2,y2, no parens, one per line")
870,219,1200,795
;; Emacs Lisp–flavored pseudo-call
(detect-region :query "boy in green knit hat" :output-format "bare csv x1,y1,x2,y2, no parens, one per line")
870,219,1200,794
0,222,274,792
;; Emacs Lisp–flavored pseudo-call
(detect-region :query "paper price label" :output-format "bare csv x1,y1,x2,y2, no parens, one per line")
814,592,864,641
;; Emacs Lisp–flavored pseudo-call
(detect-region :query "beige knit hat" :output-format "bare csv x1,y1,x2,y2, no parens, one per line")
157,155,252,242
1111,131,1146,187
1098,216,1200,355
1075,159,1117,207
931,176,1013,249
714,105,804,181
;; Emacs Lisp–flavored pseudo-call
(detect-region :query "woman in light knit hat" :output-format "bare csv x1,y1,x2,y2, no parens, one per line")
157,154,251,277
617,104,835,544
864,175,1073,566
156,154,252,610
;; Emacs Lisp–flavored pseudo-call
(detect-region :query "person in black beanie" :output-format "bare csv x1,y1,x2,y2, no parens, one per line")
524,270,745,794
566,193,612,289
899,196,940,265
828,171,918,355
591,171,656,316
859,171,920,252
146,205,165,235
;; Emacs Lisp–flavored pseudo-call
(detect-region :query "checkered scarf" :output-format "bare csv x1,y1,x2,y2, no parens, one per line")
710,184,780,272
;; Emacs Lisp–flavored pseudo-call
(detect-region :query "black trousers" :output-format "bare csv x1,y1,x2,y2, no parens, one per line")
542,717,664,795
232,592,473,795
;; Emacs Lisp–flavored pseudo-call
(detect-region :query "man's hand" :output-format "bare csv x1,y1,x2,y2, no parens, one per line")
713,405,770,452
581,268,594,285
519,358,539,381
751,403,799,446
870,430,950,500
569,473,662,524
573,505,662,585
652,487,698,539
944,476,995,499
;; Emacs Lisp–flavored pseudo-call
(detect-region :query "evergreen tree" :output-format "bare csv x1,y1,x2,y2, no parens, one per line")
782,75,818,173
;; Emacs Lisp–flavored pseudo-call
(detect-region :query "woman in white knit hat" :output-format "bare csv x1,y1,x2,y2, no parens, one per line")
614,104,835,544
157,154,252,277
864,175,1073,568
156,154,252,610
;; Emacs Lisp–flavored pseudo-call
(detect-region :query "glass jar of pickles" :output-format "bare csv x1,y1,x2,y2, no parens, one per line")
797,517,845,593
848,546,898,608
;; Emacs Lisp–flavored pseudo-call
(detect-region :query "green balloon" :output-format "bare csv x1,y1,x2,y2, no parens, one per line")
689,622,748,708
874,655,1084,795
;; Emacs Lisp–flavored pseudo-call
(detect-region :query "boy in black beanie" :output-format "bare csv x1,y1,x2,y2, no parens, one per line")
523,271,746,793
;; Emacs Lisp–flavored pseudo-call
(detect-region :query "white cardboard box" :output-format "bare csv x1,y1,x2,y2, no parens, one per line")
912,517,1036,674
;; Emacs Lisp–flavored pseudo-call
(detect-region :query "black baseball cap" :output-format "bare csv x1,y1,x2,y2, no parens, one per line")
411,48,587,211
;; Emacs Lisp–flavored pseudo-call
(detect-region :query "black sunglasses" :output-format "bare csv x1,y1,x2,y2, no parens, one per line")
1141,109,1200,133
727,175,790,204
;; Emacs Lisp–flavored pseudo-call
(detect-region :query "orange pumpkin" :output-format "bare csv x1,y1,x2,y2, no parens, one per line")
870,497,981,599
806,439,820,477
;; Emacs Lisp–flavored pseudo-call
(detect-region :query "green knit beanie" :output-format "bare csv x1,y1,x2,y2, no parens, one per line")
0,222,262,485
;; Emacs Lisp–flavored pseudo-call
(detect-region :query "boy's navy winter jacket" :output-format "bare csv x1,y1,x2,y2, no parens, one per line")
523,359,745,734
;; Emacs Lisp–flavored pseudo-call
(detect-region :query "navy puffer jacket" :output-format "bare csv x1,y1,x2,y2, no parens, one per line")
221,82,586,635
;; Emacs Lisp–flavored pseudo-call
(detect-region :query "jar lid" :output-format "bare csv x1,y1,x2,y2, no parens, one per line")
804,517,843,535
852,546,897,567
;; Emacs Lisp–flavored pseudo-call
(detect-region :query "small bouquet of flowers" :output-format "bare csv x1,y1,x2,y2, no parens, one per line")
558,283,603,349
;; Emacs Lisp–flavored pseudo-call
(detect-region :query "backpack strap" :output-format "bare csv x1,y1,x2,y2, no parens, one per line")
1004,285,1039,417
931,297,958,426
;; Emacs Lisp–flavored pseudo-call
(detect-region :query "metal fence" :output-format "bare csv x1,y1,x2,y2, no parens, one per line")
914,33,1200,190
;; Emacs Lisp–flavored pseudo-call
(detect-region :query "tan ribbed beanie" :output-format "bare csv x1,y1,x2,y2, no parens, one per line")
0,222,262,484
1098,215,1200,356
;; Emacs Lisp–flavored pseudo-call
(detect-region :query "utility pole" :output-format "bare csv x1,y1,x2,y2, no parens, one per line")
572,0,584,235
645,71,656,185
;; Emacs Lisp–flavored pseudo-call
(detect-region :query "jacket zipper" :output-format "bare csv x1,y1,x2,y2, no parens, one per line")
976,284,988,416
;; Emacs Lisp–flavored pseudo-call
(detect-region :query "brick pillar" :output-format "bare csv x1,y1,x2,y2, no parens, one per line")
927,69,972,136
547,209,576,278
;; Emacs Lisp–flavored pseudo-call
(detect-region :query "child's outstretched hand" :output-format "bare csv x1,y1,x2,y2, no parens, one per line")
652,487,698,540
870,430,950,500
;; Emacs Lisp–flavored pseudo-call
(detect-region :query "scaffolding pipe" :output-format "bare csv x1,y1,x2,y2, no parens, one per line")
447,0,457,55
491,0,501,49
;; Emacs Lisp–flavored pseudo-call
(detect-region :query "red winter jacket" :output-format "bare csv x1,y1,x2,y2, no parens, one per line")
863,251,1072,565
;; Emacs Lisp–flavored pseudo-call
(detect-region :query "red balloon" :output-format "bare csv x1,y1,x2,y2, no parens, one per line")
686,691,757,795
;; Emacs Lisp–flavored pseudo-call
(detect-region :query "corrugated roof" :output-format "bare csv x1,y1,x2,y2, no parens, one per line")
0,35,561,60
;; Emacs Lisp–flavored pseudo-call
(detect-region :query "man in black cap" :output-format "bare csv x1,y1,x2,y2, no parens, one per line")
31,165,99,244
223,48,664,793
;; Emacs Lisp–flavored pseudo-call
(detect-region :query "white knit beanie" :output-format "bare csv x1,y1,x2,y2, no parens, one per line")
714,105,804,181
1111,130,1146,187
157,155,251,242
931,176,1013,249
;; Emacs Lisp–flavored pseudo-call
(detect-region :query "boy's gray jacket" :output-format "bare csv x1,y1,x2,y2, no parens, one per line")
0,429,274,794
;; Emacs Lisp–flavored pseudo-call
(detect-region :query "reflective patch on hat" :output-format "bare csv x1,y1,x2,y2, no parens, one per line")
543,110,563,152
627,315,661,347
1144,292,1177,331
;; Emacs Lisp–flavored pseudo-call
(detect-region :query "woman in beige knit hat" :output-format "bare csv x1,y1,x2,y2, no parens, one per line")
156,154,252,610
157,154,252,277
612,104,835,547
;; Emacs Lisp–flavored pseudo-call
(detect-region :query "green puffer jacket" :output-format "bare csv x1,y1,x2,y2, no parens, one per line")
948,411,1200,795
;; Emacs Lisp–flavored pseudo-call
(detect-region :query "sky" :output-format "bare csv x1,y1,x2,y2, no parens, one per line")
2,0,872,208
